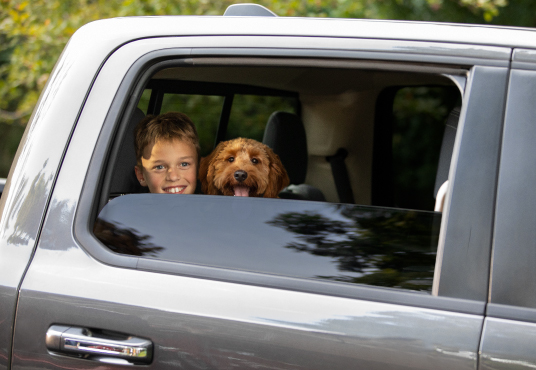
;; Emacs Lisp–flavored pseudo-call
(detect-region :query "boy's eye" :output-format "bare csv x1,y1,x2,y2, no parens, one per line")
154,165,165,170
251,158,259,164
228,157,234,163
180,162,190,167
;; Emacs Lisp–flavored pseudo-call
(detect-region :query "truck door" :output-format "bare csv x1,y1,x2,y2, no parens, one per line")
10,30,507,370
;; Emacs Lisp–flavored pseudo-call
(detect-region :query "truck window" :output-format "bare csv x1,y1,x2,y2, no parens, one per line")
95,62,463,293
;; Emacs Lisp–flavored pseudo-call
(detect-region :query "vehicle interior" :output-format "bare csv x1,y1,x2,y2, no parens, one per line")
95,57,464,293
107,59,462,210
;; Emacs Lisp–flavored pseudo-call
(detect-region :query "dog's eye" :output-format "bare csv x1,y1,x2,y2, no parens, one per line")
228,157,234,163
251,158,259,164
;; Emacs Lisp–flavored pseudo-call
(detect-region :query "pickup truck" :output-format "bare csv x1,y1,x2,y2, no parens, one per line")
1,4,536,370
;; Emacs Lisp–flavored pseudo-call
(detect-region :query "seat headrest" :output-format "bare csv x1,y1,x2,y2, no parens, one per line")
262,111,307,185
110,108,146,195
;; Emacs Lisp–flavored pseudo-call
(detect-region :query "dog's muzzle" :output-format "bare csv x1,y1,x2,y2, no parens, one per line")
233,170,250,197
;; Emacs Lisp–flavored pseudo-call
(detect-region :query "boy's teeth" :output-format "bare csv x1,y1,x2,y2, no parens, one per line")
167,186,184,193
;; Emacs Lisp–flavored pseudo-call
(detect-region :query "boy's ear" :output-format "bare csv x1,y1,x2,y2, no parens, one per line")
134,166,147,186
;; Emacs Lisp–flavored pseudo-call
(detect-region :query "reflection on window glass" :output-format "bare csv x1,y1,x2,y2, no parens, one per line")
95,195,440,292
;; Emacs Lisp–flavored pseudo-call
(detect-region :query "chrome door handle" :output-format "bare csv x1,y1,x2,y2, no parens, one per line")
46,325,152,364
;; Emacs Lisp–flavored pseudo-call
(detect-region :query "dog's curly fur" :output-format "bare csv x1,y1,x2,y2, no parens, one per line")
199,138,289,198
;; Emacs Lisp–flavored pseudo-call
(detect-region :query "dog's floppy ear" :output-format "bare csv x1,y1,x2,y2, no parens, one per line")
264,145,290,198
199,141,227,195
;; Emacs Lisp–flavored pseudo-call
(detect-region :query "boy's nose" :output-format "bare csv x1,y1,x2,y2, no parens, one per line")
167,168,180,181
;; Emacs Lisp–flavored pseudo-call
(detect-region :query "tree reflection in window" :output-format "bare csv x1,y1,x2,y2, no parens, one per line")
268,205,439,292
94,219,164,256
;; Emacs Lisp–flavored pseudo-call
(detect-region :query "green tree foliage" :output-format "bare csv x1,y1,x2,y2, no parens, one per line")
0,0,534,177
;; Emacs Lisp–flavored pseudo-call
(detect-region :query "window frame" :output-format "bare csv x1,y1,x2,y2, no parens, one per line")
74,42,506,315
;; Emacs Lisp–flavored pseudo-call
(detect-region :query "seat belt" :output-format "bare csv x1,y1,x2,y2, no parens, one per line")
326,148,355,204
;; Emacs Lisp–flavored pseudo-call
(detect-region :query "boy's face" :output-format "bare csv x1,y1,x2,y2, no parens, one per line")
135,138,197,194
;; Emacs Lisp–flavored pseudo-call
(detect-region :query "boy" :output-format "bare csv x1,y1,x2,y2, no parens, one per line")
134,112,200,194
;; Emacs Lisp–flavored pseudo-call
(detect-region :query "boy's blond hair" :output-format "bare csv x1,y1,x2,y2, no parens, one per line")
134,112,200,166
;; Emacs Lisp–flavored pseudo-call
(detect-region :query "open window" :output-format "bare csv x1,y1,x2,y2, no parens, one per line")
93,58,464,294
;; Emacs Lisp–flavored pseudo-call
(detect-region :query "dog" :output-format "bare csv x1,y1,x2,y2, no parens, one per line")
198,138,289,198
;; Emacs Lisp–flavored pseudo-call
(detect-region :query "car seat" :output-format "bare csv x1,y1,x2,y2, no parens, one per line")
262,111,325,201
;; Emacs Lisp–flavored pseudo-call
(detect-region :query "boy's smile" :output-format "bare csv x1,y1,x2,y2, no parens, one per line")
135,138,197,194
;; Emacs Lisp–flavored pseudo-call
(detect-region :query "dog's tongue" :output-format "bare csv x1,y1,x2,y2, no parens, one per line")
234,186,249,197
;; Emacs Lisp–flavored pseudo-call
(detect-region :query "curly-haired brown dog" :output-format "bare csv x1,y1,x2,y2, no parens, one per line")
198,138,289,198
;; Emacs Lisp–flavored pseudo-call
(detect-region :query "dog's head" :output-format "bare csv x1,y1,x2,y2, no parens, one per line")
198,138,289,198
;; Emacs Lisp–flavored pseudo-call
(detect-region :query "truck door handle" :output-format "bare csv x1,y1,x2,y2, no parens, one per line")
46,325,152,364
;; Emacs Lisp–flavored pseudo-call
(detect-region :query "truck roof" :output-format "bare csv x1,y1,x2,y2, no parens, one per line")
77,15,536,50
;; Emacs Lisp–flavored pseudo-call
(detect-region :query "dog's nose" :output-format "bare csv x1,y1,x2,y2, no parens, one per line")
234,170,248,182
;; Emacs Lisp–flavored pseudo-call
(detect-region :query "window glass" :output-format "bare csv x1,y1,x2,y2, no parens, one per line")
95,194,440,292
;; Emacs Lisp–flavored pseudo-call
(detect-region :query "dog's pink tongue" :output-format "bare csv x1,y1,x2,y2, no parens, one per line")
234,186,249,197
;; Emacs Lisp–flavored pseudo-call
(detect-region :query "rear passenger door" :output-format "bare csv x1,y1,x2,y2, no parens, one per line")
480,49,536,370
11,34,508,370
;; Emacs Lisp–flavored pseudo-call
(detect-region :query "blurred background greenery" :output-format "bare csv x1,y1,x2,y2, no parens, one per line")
0,0,534,178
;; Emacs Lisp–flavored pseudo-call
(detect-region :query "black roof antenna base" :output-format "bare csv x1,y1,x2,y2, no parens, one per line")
223,3,277,17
